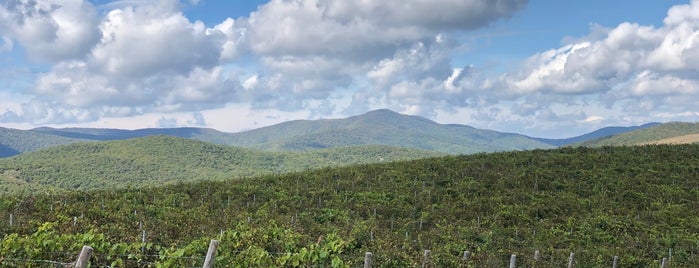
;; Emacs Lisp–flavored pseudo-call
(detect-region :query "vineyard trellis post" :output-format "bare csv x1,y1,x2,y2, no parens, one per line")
202,239,218,268
364,252,372,268
612,255,619,268
74,245,93,268
462,250,470,264
568,252,575,268
421,249,431,268
509,254,516,268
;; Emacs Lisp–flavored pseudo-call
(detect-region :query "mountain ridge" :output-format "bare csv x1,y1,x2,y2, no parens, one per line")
0,109,680,157
533,122,662,146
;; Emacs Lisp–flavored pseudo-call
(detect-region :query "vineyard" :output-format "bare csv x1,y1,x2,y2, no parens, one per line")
1,145,699,267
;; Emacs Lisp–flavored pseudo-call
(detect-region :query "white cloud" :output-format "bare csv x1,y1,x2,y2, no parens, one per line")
90,2,222,78
246,0,525,55
581,115,604,123
213,18,246,61
483,0,699,133
238,0,526,112
1,0,248,125
0,0,100,61
2,0,699,138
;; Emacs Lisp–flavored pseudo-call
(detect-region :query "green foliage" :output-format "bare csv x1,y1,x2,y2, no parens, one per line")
0,135,441,193
0,219,350,267
1,144,699,266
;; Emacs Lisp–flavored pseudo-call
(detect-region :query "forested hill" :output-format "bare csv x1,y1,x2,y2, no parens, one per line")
3,109,683,158
1,144,698,266
574,122,699,147
218,109,555,153
32,126,229,141
0,127,87,158
0,135,441,193
31,110,556,154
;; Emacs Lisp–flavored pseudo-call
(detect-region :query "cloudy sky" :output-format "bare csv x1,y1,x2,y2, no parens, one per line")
1,0,697,138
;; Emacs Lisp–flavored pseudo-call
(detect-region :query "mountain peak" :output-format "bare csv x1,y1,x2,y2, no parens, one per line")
353,109,435,125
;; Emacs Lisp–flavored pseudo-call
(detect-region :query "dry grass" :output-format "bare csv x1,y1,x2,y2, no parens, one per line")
642,134,699,145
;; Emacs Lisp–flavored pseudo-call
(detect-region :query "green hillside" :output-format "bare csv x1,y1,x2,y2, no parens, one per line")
0,127,87,157
575,122,699,147
0,135,441,193
1,145,698,266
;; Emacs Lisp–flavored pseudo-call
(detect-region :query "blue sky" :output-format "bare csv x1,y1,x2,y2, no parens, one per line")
1,0,698,138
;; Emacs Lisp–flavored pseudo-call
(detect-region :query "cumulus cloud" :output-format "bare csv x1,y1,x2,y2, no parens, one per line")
507,1,699,96
91,3,222,78
246,0,526,56
0,0,100,61
240,0,526,110
458,0,699,133
418,0,699,136
1,0,528,125
1,0,246,124
3,0,698,136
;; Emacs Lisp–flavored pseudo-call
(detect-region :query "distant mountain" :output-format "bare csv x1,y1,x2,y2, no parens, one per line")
223,109,555,154
534,122,661,146
0,135,441,192
26,109,556,155
573,122,699,147
6,109,684,157
32,126,234,142
0,127,88,157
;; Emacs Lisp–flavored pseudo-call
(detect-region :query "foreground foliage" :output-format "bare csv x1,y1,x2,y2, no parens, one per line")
1,145,699,266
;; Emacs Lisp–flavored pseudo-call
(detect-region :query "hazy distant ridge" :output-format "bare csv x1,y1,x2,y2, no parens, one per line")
534,122,661,146
1,109,682,158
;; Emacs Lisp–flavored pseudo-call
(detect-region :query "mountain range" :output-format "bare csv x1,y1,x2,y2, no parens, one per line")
0,109,692,158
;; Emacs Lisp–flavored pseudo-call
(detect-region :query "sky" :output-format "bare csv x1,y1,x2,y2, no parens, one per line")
1,0,698,138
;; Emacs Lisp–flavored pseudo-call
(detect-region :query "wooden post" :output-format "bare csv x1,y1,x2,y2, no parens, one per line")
509,254,517,268
668,248,672,265
568,252,574,268
612,255,619,268
462,251,470,263
364,252,372,268
202,239,219,268
661,257,668,268
533,250,540,267
422,250,431,268
9,213,12,227
141,230,146,253
74,245,93,268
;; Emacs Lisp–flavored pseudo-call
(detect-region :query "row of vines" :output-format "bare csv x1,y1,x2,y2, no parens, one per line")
2,145,699,266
